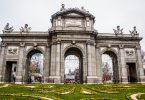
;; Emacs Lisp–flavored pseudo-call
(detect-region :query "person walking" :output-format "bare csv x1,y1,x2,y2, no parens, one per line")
12,71,16,83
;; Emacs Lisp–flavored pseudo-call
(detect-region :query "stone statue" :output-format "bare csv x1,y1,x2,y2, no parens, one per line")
20,24,31,33
113,26,123,35
129,26,138,36
81,6,86,11
60,4,65,11
3,23,14,33
8,48,18,55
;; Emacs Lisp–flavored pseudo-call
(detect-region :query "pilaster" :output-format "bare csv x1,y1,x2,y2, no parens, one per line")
136,46,145,82
16,43,25,83
96,45,102,83
87,41,92,76
49,41,60,83
119,45,128,83
44,44,50,83
0,43,6,82
55,41,61,83
86,40,97,83
50,42,56,76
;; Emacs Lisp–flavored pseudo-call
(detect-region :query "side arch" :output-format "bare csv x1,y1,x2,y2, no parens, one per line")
24,48,45,83
25,47,45,57
101,48,120,83
101,48,118,56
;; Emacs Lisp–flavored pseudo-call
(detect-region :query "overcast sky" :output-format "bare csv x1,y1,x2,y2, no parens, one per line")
0,0,145,50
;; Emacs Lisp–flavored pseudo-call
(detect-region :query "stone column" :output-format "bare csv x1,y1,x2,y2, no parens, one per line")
50,43,56,76
16,43,25,83
49,42,57,83
96,46,102,83
83,53,87,83
87,41,98,83
87,41,92,76
0,43,6,82
91,44,97,76
44,45,50,83
60,43,65,83
119,45,128,83
136,46,145,82
55,41,61,83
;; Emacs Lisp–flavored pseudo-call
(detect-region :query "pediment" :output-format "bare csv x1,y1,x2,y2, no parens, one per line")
52,8,95,19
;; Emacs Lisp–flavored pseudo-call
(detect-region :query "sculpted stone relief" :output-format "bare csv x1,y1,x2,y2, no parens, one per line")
66,13,83,17
7,47,18,55
65,19,82,27
125,48,135,57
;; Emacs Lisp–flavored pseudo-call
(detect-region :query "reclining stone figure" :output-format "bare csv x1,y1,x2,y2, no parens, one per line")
20,24,31,33
129,26,138,36
3,23,14,33
113,26,123,35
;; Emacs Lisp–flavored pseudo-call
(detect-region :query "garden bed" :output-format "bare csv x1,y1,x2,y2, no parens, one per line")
0,83,144,100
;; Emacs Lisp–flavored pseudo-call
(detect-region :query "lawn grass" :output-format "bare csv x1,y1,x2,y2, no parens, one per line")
0,83,145,100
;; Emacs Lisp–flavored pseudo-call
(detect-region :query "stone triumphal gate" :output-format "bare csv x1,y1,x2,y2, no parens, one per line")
0,5,145,84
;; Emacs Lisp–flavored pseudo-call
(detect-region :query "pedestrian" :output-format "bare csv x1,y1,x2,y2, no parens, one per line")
12,71,16,83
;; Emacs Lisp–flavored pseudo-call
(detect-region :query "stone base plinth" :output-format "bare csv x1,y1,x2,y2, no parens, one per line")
44,77,49,83
121,77,128,83
48,76,61,83
87,76,98,83
15,82,23,84
0,75,4,83
140,76,145,82
16,76,23,83
96,76,103,83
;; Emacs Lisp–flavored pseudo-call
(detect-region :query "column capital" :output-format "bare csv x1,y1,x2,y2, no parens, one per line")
46,43,51,48
86,40,95,45
56,39,61,44
96,45,100,49
86,40,91,45
57,41,61,44
20,42,25,47
51,40,57,45
136,45,141,50
1,42,7,47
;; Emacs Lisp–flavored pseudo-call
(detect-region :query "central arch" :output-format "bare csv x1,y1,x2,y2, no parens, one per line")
64,47,83,84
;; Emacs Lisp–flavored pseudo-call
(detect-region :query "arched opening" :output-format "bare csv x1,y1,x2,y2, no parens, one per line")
26,50,44,83
5,61,17,83
102,51,119,83
64,47,83,84
126,63,138,82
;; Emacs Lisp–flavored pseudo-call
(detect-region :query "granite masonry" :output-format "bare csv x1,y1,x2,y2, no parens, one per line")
0,5,144,84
